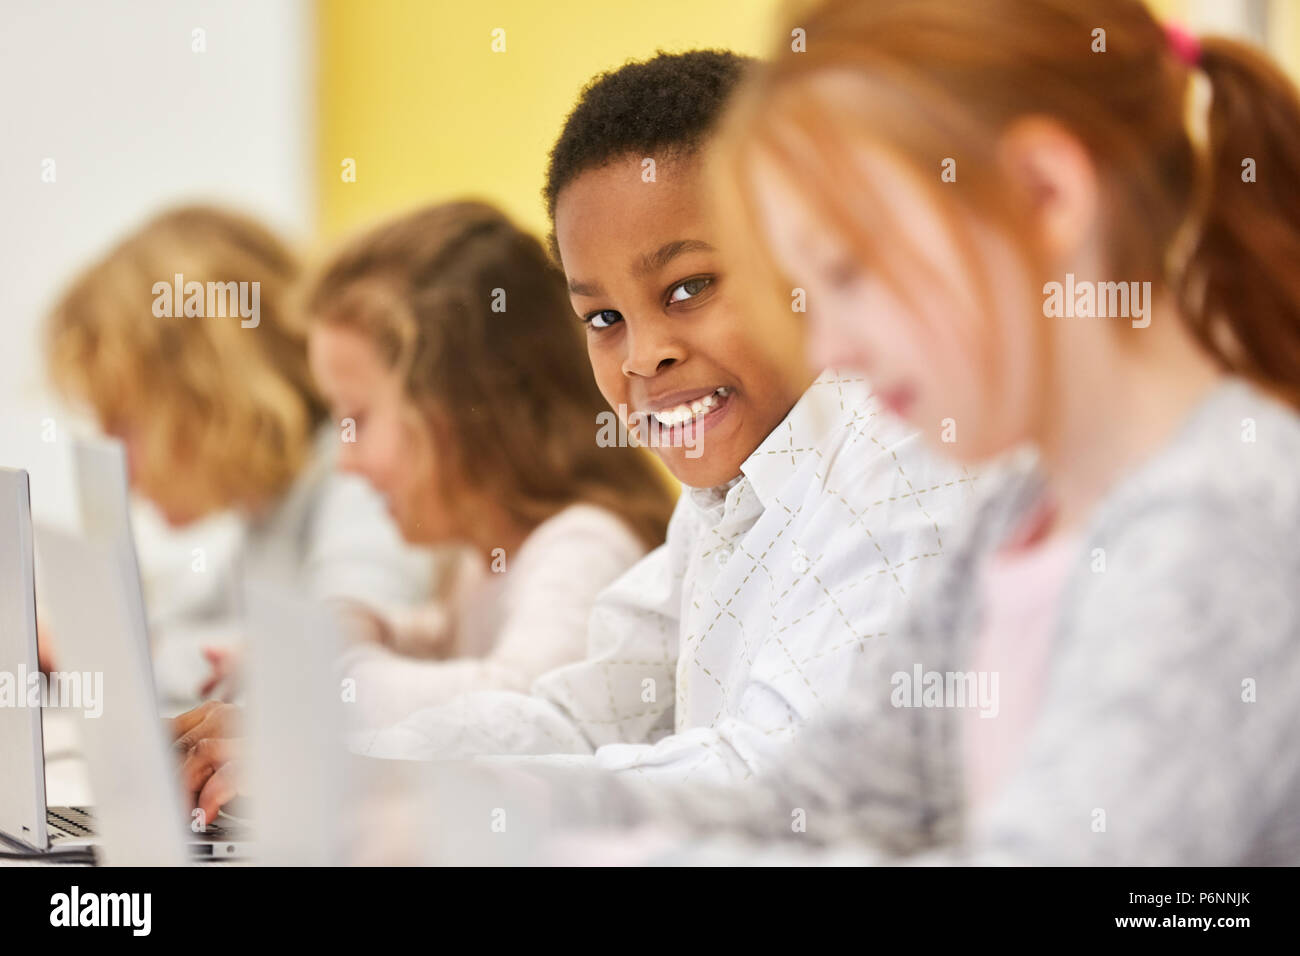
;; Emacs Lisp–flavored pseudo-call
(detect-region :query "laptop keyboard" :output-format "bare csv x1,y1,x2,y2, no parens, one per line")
47,806,94,838
46,806,233,838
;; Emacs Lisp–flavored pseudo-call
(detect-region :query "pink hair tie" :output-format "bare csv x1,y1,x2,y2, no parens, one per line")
1166,22,1202,68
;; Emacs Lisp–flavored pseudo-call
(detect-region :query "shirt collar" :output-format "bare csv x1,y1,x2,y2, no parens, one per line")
740,369,859,508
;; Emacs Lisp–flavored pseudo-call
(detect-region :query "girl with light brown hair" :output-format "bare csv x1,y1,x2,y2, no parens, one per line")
299,200,677,729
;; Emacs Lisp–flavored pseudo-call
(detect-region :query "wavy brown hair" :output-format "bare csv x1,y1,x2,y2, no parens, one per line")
302,201,676,550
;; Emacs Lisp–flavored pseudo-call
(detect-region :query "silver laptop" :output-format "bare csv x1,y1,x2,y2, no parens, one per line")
242,586,480,865
71,435,149,654
0,446,247,862
0,468,55,854
242,585,350,865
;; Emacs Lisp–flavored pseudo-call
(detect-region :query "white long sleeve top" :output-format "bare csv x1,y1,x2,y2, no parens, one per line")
337,504,649,730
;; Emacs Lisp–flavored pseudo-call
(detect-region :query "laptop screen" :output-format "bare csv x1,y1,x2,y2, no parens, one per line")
0,468,51,850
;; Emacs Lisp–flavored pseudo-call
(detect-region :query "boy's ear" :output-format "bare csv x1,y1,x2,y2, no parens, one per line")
997,116,1100,265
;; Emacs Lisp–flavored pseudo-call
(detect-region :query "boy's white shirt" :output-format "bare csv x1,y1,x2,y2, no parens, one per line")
354,371,976,784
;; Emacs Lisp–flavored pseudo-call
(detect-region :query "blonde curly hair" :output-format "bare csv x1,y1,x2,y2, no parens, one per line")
45,205,326,520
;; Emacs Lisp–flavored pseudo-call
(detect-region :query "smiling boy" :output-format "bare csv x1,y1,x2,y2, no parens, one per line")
335,51,976,784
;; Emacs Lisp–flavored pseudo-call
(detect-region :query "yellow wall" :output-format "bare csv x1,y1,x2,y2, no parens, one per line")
316,0,783,242
1272,0,1300,83
317,0,1299,243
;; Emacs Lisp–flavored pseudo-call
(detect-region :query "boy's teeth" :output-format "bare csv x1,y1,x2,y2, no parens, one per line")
651,387,729,427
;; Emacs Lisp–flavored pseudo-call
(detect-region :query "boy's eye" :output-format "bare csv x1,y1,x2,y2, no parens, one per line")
667,276,712,305
584,309,623,330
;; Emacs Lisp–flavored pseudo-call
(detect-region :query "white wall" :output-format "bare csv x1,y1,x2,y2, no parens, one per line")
0,0,312,527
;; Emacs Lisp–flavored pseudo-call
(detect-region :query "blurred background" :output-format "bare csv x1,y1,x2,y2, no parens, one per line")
2,0,1297,541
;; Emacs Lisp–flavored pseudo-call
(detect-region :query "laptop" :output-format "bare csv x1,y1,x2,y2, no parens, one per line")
242,585,350,865
0,449,247,862
71,435,149,654
241,586,483,866
0,468,54,855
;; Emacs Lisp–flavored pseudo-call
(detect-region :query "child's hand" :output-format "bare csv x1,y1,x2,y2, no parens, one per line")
171,701,245,823
171,699,241,751
180,736,244,825
198,645,242,699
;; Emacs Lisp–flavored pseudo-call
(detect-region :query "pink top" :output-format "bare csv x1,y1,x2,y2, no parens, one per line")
963,498,1079,813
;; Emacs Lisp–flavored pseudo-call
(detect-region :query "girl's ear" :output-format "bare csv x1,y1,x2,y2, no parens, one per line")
997,116,1100,266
